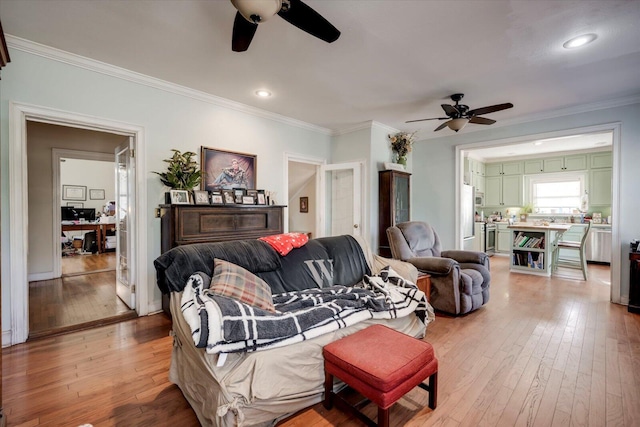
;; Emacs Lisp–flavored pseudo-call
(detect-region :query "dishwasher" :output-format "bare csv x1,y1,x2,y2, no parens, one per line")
586,226,611,263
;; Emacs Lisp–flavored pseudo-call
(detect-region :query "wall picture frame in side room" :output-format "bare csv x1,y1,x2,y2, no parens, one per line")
170,189,190,205
193,190,210,205
89,188,105,200
201,147,256,192
63,185,87,201
300,196,309,213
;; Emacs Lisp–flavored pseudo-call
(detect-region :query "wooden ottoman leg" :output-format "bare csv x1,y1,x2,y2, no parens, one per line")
378,406,389,427
324,371,334,409
428,372,438,409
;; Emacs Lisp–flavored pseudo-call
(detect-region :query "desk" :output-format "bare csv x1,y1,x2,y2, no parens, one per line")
507,224,572,276
62,223,115,254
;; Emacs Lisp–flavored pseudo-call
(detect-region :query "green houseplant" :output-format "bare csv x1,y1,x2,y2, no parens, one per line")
153,149,202,191
520,202,534,222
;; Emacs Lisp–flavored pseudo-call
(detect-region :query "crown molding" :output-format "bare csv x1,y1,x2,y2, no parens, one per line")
6,35,332,136
332,120,400,137
419,93,640,141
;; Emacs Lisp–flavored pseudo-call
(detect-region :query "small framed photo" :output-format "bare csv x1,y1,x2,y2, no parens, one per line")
223,190,236,204
242,195,255,205
233,188,245,204
211,194,224,204
300,196,309,213
63,185,87,201
257,191,266,205
89,189,105,200
67,202,84,208
170,189,190,205
193,190,210,205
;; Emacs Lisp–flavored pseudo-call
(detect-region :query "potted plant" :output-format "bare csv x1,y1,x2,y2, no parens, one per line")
520,203,534,222
153,149,202,203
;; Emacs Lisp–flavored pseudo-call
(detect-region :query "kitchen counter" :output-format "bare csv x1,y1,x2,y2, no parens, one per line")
506,224,572,276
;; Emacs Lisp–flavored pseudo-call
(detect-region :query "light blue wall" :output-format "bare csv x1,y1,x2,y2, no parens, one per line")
0,49,332,331
412,103,640,301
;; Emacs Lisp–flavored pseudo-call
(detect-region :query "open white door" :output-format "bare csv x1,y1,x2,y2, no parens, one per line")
115,139,136,309
319,162,363,237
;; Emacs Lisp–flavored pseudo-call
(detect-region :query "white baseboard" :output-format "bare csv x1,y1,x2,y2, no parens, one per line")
28,271,56,281
147,301,163,314
2,329,12,348
621,296,629,305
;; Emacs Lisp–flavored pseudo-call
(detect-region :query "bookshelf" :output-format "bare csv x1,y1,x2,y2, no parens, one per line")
508,224,572,276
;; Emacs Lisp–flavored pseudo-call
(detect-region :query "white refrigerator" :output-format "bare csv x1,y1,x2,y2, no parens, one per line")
462,184,475,250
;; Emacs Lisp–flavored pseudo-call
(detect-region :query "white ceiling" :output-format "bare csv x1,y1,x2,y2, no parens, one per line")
2,0,640,144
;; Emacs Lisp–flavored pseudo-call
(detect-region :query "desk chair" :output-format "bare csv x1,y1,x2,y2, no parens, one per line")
552,222,591,280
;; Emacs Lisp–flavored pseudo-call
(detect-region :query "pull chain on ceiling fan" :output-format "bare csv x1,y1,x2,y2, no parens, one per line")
407,94,514,132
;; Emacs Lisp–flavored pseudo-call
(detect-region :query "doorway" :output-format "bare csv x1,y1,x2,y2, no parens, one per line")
26,123,135,339
8,102,149,345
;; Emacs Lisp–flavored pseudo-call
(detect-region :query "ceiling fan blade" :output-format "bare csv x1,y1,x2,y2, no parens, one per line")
232,11,258,52
405,117,449,123
469,116,496,125
467,103,513,117
434,121,450,131
441,104,459,117
277,0,340,43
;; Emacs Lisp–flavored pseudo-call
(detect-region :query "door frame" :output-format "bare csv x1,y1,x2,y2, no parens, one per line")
455,122,621,304
8,101,148,345
283,152,325,234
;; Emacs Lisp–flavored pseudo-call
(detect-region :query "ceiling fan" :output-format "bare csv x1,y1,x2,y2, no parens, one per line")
406,94,514,132
230,0,340,52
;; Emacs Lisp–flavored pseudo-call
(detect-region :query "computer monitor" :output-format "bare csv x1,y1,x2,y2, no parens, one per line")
61,207,96,221
61,206,77,221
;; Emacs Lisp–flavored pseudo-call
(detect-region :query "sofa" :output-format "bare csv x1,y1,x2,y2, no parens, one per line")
387,221,491,315
154,234,434,427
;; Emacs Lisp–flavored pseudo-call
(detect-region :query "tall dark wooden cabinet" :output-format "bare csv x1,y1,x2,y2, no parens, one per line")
629,250,640,313
159,204,285,316
378,170,411,257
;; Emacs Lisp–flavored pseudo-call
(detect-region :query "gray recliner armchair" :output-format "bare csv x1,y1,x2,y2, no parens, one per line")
387,221,490,315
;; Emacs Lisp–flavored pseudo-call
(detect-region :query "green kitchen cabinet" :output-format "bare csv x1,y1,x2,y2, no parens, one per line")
486,161,523,177
589,152,613,169
543,154,587,172
485,174,522,207
589,168,612,206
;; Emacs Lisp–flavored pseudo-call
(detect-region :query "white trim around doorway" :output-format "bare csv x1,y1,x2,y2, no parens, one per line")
7,101,148,345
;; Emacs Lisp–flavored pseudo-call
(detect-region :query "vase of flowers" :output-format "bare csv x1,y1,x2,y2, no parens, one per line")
388,131,417,167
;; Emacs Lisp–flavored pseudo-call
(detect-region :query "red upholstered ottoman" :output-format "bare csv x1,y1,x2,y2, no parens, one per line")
323,324,438,427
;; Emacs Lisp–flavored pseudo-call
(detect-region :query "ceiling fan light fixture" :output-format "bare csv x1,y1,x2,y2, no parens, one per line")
563,33,597,49
231,0,282,23
448,118,469,132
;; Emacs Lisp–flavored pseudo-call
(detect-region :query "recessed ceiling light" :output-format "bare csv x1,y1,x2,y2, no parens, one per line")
255,89,272,97
563,33,597,49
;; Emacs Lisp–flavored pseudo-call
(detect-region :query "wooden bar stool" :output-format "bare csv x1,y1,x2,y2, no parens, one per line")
552,222,591,280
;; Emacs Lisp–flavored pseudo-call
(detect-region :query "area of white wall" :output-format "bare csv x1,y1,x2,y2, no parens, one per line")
61,158,115,214
288,178,316,236
1,48,332,336
411,102,640,302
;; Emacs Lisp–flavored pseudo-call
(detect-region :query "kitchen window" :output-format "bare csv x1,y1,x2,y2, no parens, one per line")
527,172,586,214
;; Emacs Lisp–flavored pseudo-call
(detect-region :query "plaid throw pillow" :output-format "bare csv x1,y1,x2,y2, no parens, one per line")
209,258,275,312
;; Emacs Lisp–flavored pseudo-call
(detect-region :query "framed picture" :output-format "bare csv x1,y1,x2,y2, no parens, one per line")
89,189,105,200
170,189,190,205
300,196,309,213
201,147,257,192
223,189,236,204
233,188,245,204
257,191,266,205
193,190,210,205
63,185,86,201
67,202,84,208
211,194,225,204
242,195,255,205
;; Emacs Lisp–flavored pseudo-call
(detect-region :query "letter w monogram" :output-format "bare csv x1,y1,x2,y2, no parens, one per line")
304,259,334,287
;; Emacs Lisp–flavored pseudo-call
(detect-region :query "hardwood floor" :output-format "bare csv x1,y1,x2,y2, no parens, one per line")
5,257,639,426
29,252,134,339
